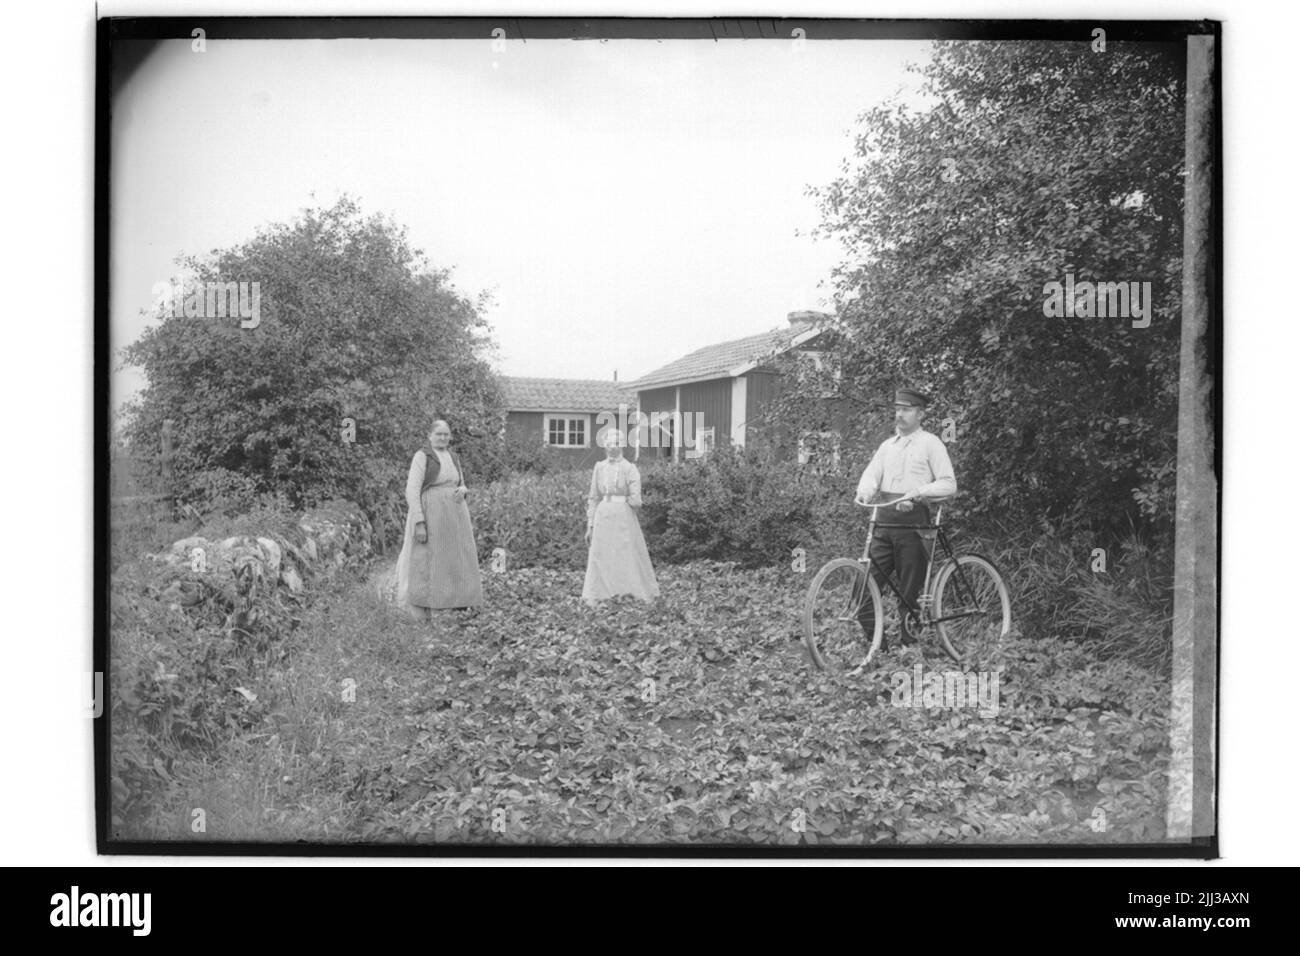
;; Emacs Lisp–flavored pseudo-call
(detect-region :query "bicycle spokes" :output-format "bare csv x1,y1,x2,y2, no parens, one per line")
803,559,881,671
934,555,1011,664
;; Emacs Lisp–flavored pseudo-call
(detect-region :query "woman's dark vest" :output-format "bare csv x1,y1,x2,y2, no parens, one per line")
418,445,467,495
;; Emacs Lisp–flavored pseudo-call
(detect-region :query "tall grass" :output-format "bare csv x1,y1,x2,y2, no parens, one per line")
970,520,1174,673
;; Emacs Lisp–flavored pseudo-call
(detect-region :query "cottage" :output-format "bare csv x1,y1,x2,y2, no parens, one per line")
499,376,632,469
626,310,839,462
499,310,843,470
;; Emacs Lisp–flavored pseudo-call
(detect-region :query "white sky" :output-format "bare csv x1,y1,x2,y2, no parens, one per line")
111,37,931,406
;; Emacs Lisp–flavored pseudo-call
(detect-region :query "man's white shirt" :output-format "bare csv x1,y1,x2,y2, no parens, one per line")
855,427,957,502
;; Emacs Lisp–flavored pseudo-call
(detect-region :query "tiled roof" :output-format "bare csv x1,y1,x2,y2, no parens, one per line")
628,320,820,390
500,376,632,412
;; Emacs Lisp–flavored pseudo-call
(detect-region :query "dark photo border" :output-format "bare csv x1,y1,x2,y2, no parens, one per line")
95,15,1221,858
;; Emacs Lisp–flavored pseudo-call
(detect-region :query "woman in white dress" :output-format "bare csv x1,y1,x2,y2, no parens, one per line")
583,428,659,605
395,419,484,621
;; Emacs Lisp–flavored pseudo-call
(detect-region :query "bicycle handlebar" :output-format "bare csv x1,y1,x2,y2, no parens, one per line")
855,495,952,509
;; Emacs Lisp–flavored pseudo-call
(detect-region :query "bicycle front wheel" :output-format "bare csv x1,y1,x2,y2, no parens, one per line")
933,554,1011,665
803,558,882,671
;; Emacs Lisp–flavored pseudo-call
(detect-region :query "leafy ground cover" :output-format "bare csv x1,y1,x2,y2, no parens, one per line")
118,558,1169,848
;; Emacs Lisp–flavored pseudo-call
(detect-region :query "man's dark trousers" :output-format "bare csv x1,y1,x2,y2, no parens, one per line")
856,504,932,642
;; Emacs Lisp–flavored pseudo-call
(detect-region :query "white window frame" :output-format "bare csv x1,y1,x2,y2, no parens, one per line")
543,414,590,448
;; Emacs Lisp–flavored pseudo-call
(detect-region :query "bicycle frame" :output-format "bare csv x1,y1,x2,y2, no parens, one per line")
858,500,984,627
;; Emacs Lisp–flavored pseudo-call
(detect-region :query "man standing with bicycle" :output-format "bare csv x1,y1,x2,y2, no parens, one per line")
854,388,957,650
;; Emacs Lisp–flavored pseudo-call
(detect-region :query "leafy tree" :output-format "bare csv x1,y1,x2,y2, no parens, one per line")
777,40,1185,543
120,197,503,540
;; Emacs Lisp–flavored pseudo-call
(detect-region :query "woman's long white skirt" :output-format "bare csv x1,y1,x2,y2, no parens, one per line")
582,500,659,605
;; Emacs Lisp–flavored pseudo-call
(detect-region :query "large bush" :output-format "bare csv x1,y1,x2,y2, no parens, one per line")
119,196,503,535
467,449,861,573
639,449,858,569
774,40,1184,545
467,429,580,486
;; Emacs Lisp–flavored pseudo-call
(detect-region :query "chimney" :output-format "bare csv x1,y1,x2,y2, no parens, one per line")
613,369,618,382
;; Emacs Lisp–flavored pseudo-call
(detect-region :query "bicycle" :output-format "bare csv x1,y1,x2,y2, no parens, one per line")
803,496,1011,672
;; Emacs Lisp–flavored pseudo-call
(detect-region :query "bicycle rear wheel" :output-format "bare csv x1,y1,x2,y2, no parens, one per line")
803,558,882,671
933,554,1011,665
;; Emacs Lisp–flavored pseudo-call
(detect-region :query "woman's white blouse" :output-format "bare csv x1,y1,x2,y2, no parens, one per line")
586,458,643,522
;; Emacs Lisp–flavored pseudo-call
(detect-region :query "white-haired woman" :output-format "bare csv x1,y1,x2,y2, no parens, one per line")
583,427,659,605
396,419,483,620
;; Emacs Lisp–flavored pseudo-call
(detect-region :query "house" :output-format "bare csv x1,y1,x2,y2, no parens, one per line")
499,376,632,469
625,310,841,462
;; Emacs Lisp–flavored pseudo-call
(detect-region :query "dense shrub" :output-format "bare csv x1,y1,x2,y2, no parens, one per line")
468,470,591,571
639,448,859,569
465,430,577,486
768,41,1185,543
185,468,267,517
119,197,503,535
466,451,858,573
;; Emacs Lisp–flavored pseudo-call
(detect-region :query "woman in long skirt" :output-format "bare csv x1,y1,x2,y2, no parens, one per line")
396,419,484,620
583,427,659,605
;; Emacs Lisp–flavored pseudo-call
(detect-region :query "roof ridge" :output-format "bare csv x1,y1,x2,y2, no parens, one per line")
499,374,632,413
500,374,624,383
628,320,817,387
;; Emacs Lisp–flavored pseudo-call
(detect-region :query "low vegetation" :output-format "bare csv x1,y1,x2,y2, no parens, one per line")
112,545,1168,845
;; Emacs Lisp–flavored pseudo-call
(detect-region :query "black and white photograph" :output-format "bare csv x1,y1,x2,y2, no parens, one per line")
97,15,1219,854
